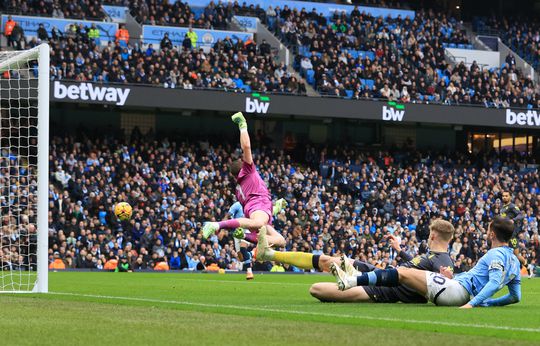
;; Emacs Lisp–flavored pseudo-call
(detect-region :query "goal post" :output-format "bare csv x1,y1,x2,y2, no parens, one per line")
0,44,49,293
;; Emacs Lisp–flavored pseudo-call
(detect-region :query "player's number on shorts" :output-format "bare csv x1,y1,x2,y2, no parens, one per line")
432,275,446,285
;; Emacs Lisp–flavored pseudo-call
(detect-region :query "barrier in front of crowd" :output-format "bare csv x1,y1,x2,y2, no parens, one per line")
38,80,540,130
141,25,253,48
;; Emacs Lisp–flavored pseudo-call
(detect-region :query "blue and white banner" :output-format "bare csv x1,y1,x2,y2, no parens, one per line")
234,16,258,32
1,15,118,40
102,5,128,23
182,0,415,19
142,25,253,47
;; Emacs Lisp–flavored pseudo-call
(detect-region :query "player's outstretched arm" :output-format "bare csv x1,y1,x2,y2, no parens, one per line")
231,112,253,164
464,268,504,308
482,280,521,307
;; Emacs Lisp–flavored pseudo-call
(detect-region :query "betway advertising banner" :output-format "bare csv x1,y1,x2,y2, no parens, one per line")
48,81,540,129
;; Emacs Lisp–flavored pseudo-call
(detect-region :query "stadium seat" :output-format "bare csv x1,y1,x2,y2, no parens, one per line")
306,69,315,85
364,79,375,89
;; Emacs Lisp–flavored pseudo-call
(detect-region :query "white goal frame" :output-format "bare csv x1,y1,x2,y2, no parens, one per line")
0,44,49,293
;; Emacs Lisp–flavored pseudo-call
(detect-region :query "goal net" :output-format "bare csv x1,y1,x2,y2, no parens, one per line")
0,44,49,293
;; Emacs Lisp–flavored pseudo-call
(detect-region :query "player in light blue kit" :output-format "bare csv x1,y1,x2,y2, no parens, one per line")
227,202,255,280
227,200,286,280
331,216,521,308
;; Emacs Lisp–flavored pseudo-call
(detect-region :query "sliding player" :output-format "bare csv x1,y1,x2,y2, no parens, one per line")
331,216,521,308
257,219,455,303
228,201,254,280
202,112,286,247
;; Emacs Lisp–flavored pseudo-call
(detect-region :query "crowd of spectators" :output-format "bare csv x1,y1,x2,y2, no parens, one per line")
131,0,209,28
0,0,106,20
30,24,306,94
268,6,540,107
5,129,539,274
474,16,540,71
3,0,540,105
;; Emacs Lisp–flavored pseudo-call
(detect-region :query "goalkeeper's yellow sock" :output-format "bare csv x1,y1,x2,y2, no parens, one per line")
273,251,314,270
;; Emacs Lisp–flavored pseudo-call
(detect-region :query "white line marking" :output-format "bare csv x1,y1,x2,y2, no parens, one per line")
48,292,540,333
165,277,313,286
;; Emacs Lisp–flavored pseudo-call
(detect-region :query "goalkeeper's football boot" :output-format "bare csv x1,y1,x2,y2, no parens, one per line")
202,222,219,239
231,112,247,130
255,226,275,262
273,198,288,216
340,254,360,276
330,263,353,291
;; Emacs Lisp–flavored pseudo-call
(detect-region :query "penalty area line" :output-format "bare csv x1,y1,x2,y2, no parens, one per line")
48,291,540,333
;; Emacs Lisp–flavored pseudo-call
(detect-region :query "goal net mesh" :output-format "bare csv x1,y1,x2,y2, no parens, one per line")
0,48,40,292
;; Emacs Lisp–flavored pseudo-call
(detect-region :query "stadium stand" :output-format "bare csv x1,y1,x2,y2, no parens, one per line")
272,7,540,106
474,16,540,70
0,0,106,20
2,0,537,105
31,28,306,94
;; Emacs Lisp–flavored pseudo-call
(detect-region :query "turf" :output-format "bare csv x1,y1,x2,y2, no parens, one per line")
1,272,539,345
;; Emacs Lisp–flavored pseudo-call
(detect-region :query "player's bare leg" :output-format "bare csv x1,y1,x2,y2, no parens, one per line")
235,238,254,280
203,211,270,239
309,282,372,302
318,254,359,274
264,224,286,247
393,267,428,296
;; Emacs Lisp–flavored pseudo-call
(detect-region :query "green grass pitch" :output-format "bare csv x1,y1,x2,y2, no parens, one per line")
1,272,539,345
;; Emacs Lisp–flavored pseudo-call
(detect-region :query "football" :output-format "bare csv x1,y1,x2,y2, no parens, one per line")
114,202,133,221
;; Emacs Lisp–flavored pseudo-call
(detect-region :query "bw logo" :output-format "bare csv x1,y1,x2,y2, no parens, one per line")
245,93,270,114
382,102,405,121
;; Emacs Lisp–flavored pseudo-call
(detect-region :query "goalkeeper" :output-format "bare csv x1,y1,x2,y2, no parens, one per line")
202,112,286,247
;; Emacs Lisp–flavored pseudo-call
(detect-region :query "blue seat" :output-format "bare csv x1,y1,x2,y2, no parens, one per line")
449,43,457,48
345,90,353,99
458,44,465,49
306,69,315,85
364,79,375,89
366,52,375,60
242,85,251,92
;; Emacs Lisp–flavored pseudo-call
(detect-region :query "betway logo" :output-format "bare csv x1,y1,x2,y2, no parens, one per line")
53,81,130,106
245,93,270,114
506,109,540,127
382,101,405,121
